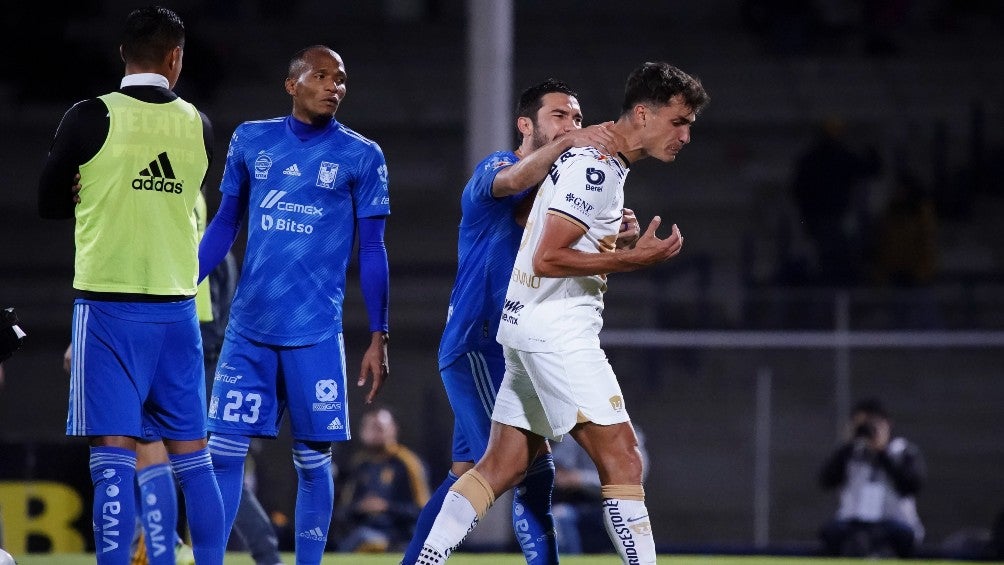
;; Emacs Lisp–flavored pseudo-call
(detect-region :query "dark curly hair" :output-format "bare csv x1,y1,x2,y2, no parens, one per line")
621,62,709,116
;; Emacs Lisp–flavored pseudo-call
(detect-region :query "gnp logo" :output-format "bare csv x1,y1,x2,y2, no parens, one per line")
585,167,605,191
132,152,183,194
565,193,595,216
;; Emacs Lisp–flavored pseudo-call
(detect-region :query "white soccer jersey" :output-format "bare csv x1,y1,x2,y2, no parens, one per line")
496,147,629,352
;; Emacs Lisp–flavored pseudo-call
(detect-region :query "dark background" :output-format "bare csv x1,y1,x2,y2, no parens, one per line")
1,0,1003,557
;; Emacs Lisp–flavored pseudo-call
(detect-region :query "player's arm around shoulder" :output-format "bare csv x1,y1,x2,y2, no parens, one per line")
492,122,622,198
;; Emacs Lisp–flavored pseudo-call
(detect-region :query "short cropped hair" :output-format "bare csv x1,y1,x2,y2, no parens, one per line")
121,6,185,66
287,45,337,79
516,78,577,124
852,398,889,419
621,62,709,116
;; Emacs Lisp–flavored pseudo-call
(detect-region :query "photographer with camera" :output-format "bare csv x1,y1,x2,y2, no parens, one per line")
818,398,926,558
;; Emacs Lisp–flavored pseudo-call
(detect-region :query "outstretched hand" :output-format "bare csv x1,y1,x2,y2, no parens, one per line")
624,216,683,268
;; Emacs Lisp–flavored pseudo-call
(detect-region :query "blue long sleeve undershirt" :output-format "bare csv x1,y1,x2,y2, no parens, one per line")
198,192,247,282
358,217,389,333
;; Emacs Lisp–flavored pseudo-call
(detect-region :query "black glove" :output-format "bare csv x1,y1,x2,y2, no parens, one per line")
1,307,27,362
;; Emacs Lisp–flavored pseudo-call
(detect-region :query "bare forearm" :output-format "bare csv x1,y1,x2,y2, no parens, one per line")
533,247,643,278
493,138,573,197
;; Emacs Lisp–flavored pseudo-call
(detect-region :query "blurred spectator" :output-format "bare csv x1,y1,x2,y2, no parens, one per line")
868,171,942,328
332,406,430,553
552,428,648,554
818,398,926,558
870,171,938,288
791,117,882,286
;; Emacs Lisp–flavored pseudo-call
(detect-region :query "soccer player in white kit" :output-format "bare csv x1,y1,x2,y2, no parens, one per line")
417,62,710,565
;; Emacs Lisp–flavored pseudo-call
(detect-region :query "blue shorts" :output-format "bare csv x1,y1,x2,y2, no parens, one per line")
66,299,207,440
207,326,350,442
441,348,504,462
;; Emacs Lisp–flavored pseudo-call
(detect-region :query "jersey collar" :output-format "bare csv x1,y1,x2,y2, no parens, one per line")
120,73,170,89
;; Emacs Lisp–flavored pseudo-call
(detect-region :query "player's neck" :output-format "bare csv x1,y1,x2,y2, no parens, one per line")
611,120,647,166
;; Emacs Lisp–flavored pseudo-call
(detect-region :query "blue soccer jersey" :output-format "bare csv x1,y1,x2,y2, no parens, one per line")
220,117,390,346
437,151,531,370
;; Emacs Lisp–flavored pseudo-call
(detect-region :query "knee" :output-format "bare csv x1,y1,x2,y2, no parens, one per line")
475,459,525,495
292,441,332,481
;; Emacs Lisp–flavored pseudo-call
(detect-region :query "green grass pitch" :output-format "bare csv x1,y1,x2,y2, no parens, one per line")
7,553,971,564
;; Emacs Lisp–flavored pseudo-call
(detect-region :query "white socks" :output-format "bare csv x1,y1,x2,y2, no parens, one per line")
602,497,657,564
420,490,480,560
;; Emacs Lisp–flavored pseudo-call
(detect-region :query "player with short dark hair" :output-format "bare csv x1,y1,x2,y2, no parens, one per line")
416,61,709,564
198,45,390,565
400,79,627,565
37,6,226,564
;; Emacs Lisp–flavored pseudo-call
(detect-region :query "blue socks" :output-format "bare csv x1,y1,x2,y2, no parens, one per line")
513,454,558,565
136,462,177,565
208,433,251,540
292,440,334,565
170,448,225,565
90,446,137,564
402,470,459,564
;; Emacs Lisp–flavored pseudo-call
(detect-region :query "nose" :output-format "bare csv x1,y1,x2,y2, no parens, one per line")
679,126,691,145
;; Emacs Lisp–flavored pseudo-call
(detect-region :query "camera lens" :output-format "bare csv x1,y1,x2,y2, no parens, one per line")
854,423,876,439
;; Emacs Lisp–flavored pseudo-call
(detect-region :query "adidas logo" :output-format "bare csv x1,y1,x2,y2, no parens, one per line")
298,527,326,541
283,164,302,176
132,152,184,194
327,418,344,430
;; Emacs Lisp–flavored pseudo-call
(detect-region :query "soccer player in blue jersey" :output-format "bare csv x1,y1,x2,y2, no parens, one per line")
197,45,390,565
37,6,226,565
417,62,709,565
401,79,628,565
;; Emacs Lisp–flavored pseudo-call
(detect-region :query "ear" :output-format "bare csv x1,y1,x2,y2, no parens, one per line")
166,46,182,71
633,104,647,127
119,45,126,64
516,116,534,137
285,76,297,96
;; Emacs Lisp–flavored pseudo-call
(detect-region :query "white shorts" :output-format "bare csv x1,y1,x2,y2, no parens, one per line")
493,345,630,440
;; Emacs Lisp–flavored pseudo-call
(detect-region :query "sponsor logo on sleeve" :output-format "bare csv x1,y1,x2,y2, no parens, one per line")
565,193,595,216
585,167,605,191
